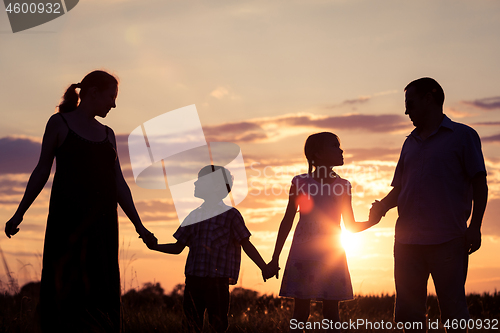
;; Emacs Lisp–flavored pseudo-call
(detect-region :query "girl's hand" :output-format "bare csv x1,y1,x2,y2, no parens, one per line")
5,215,22,238
370,200,386,218
264,259,280,280
369,201,385,225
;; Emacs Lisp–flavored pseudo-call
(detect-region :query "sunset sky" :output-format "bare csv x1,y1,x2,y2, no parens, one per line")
1,0,500,297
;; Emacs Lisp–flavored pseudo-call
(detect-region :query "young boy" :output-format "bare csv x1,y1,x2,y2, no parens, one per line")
150,165,272,333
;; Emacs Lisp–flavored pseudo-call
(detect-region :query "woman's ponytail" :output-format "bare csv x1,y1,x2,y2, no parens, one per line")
57,83,80,113
57,70,118,113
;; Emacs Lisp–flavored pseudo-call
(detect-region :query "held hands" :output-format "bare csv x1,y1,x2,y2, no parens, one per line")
369,200,386,225
262,258,280,282
5,215,22,238
137,226,158,250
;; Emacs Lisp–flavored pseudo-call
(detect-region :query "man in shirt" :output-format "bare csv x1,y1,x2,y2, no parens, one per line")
373,77,488,333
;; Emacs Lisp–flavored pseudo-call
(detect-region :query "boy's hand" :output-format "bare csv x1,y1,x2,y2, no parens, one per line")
146,234,158,250
140,231,158,250
262,259,280,281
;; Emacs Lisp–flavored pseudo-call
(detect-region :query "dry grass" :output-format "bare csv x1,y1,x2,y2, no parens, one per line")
1,280,498,333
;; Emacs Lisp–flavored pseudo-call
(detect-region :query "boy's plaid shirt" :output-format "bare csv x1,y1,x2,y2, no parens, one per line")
173,202,251,285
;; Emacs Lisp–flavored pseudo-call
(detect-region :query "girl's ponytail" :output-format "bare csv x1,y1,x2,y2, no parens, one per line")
58,83,80,113
304,132,340,175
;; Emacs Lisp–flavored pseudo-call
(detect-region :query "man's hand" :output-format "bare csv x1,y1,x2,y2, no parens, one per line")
370,200,386,221
465,226,481,254
369,201,384,225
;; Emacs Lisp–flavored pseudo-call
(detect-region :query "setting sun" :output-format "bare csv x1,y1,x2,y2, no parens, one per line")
341,229,362,255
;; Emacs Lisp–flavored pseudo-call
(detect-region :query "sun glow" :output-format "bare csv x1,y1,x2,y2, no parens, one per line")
341,229,362,255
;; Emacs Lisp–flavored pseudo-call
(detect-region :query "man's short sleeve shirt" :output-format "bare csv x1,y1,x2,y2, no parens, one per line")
391,115,486,244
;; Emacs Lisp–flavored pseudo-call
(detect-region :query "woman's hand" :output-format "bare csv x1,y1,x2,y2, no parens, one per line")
136,226,158,249
144,234,158,250
5,215,23,238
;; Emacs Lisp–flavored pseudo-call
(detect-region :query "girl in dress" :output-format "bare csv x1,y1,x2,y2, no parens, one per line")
267,132,380,332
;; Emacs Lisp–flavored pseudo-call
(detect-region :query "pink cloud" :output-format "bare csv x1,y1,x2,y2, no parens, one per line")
324,96,371,109
482,199,500,237
482,133,500,143
461,96,500,111
0,137,41,174
203,113,411,143
472,122,500,126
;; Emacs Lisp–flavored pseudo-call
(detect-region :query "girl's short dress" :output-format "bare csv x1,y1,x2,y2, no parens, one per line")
279,174,354,301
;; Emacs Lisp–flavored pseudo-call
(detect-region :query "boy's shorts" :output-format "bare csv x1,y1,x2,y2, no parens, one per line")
183,276,230,333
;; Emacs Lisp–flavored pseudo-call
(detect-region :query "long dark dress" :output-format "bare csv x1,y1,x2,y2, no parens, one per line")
39,114,120,332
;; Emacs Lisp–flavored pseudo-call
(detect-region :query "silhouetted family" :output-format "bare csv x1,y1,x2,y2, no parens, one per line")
5,72,487,333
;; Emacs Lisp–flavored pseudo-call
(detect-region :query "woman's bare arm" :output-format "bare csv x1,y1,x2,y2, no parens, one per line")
108,129,156,245
5,114,63,237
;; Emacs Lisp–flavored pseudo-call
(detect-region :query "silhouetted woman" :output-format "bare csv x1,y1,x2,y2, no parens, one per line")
4,70,156,332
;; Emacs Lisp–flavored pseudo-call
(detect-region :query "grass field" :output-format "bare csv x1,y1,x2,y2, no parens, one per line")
1,281,498,332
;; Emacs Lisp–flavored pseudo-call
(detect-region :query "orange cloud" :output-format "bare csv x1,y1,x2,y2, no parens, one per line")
210,87,229,99
445,107,476,118
124,199,177,223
